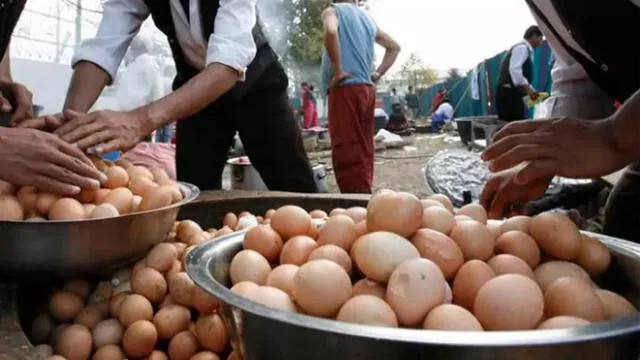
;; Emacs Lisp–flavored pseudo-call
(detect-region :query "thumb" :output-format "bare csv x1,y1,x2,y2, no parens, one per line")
0,94,12,113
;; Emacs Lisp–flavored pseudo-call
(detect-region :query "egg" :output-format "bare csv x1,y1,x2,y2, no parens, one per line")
36,192,61,215
229,250,271,285
76,187,98,203
486,220,502,238
596,290,637,320
421,206,456,235
118,294,154,327
544,277,605,322
50,290,84,322
145,350,170,360
0,195,24,220
367,190,423,237
0,180,16,195
93,344,126,360
94,189,111,204
292,260,352,318
279,235,318,266
127,166,154,181
246,286,298,313
529,212,582,260
153,304,191,340
353,231,420,283
17,186,38,212
105,166,130,189
115,159,133,169
50,324,69,349
423,304,483,331
336,295,398,327
82,203,97,217
537,316,591,329
243,225,284,262
386,258,446,326
64,279,91,299
352,279,386,299
93,319,124,348
213,226,234,239
270,205,314,239
122,320,157,358
576,234,611,277
168,272,196,307
428,194,454,213
308,244,352,273
494,231,541,269
150,167,170,182
74,306,104,330
195,314,227,353
500,215,532,233
146,243,178,273
103,187,134,214
411,228,464,280
109,293,128,318
139,186,174,211
192,286,220,314
487,254,534,279
449,220,495,261
30,313,54,345
177,220,203,243
89,203,120,219
452,260,495,310
266,264,299,297
49,198,85,221
456,203,487,224
474,274,544,330
534,261,591,291
56,324,92,360
132,267,168,304
130,176,158,197
420,199,445,209
317,214,358,251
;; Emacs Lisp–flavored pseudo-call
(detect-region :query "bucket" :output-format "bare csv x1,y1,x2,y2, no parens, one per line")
227,157,268,191
313,164,328,193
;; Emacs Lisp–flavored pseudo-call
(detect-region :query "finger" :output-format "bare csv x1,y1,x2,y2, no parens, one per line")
491,119,551,143
10,89,33,124
489,187,523,220
514,159,557,185
479,178,499,210
94,139,124,155
487,144,551,173
45,114,66,130
59,121,104,145
38,162,103,191
482,133,547,162
30,173,82,196
0,95,12,113
55,142,108,183
10,102,32,125
15,117,46,129
73,131,114,151
55,109,88,136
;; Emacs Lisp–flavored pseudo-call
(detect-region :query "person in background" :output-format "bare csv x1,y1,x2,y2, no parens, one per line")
300,82,319,129
429,89,447,115
322,0,400,193
0,0,104,195
155,64,177,143
405,85,420,120
495,25,544,122
430,97,454,132
480,0,639,242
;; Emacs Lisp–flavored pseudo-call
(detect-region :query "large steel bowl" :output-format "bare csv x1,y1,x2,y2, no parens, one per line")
0,182,199,276
186,230,640,360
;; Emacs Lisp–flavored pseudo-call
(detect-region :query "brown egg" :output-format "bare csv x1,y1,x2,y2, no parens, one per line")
486,220,502,238
49,198,85,221
191,286,220,314
132,267,167,304
534,261,591,291
336,295,398,327
494,231,541,269
0,195,24,220
266,264,299,297
270,205,314,239
190,352,221,360
31,313,55,345
221,212,238,230
423,304,483,331
64,279,91,298
452,260,495,310
449,221,495,261
246,286,298,312
93,319,124,348
150,168,169,182
0,180,16,195
329,208,346,216
213,226,234,239
292,260,352,318
309,209,328,219
344,207,367,223
488,254,534,279
127,166,154,181
76,187,97,203
105,166,130,189
168,272,196,307
146,243,178,273
596,290,637,320
474,274,544,330
537,316,591,329
144,350,169,360
355,220,368,237
50,324,69,349
74,306,104,330
367,190,423,237
529,212,582,260
576,234,611,277
93,344,126,360
103,187,134,214
56,324,92,360
500,216,532,233
428,194,454,212
115,159,133,169
456,204,488,224
229,250,271,285
317,214,358,251
308,245,352,273
386,258,446,326
36,192,61,215
421,206,456,235
411,228,464,280
17,186,38,212
89,203,120,219
130,176,158,197
122,320,157,358
82,203,97,217
109,293,127,319
139,186,174,211
154,304,191,340
95,189,111,204
353,231,420,283
279,235,318,266
50,290,84,322
420,199,446,209
231,281,260,297
243,225,283,262
455,215,474,222
195,314,227,353
118,294,154,327
352,279,386,299
544,277,605,322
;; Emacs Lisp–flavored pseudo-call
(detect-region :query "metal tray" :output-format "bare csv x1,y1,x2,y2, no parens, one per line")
186,230,640,360
0,182,199,276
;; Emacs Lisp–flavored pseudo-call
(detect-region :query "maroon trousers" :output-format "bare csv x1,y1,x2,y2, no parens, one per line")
328,84,376,194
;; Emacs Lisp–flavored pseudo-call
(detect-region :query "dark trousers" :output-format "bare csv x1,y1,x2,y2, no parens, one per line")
604,162,640,242
496,86,526,122
175,67,318,193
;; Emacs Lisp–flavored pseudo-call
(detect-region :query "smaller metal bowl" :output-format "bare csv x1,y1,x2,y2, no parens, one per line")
0,182,199,276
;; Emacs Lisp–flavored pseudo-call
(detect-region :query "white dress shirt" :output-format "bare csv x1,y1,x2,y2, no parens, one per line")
72,0,258,84
508,42,533,87
434,102,454,121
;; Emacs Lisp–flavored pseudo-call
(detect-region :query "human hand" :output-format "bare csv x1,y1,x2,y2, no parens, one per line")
54,109,150,155
0,127,106,195
330,71,352,89
0,80,33,124
15,112,67,132
371,72,381,84
482,117,631,184
480,168,552,219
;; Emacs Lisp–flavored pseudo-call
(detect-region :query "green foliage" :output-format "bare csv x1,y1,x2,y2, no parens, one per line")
446,68,463,82
288,0,329,65
399,52,439,87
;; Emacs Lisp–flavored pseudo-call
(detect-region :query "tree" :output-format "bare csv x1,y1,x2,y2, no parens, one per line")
399,53,439,88
446,68,463,82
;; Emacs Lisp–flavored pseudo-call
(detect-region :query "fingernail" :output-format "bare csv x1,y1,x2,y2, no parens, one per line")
70,186,81,195
487,162,495,171
98,173,107,183
90,179,101,188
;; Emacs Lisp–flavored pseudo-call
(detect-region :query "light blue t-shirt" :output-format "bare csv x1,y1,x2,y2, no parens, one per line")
321,3,376,93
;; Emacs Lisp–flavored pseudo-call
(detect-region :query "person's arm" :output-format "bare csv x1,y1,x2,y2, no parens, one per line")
374,27,400,79
322,7,343,74
0,48,11,82
509,44,536,95
64,0,150,112
610,89,640,158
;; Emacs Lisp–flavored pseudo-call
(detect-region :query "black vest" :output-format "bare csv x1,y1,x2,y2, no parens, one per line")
143,0,279,102
0,0,26,60
498,42,533,91
526,0,639,102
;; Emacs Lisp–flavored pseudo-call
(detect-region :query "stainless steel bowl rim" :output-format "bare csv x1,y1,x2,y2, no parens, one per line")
186,228,640,347
0,182,200,224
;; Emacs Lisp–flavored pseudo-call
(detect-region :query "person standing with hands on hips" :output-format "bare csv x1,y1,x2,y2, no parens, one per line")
321,0,400,193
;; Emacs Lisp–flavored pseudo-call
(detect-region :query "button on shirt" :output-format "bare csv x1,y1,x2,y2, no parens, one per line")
72,0,258,84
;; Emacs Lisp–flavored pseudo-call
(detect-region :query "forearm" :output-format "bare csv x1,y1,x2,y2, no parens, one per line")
0,48,12,82
134,63,238,133
64,61,111,112
611,89,640,158
376,47,400,77
324,32,343,73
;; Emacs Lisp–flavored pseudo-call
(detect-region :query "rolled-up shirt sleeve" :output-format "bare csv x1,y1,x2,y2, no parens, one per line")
509,44,531,87
71,0,149,84
206,0,258,81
